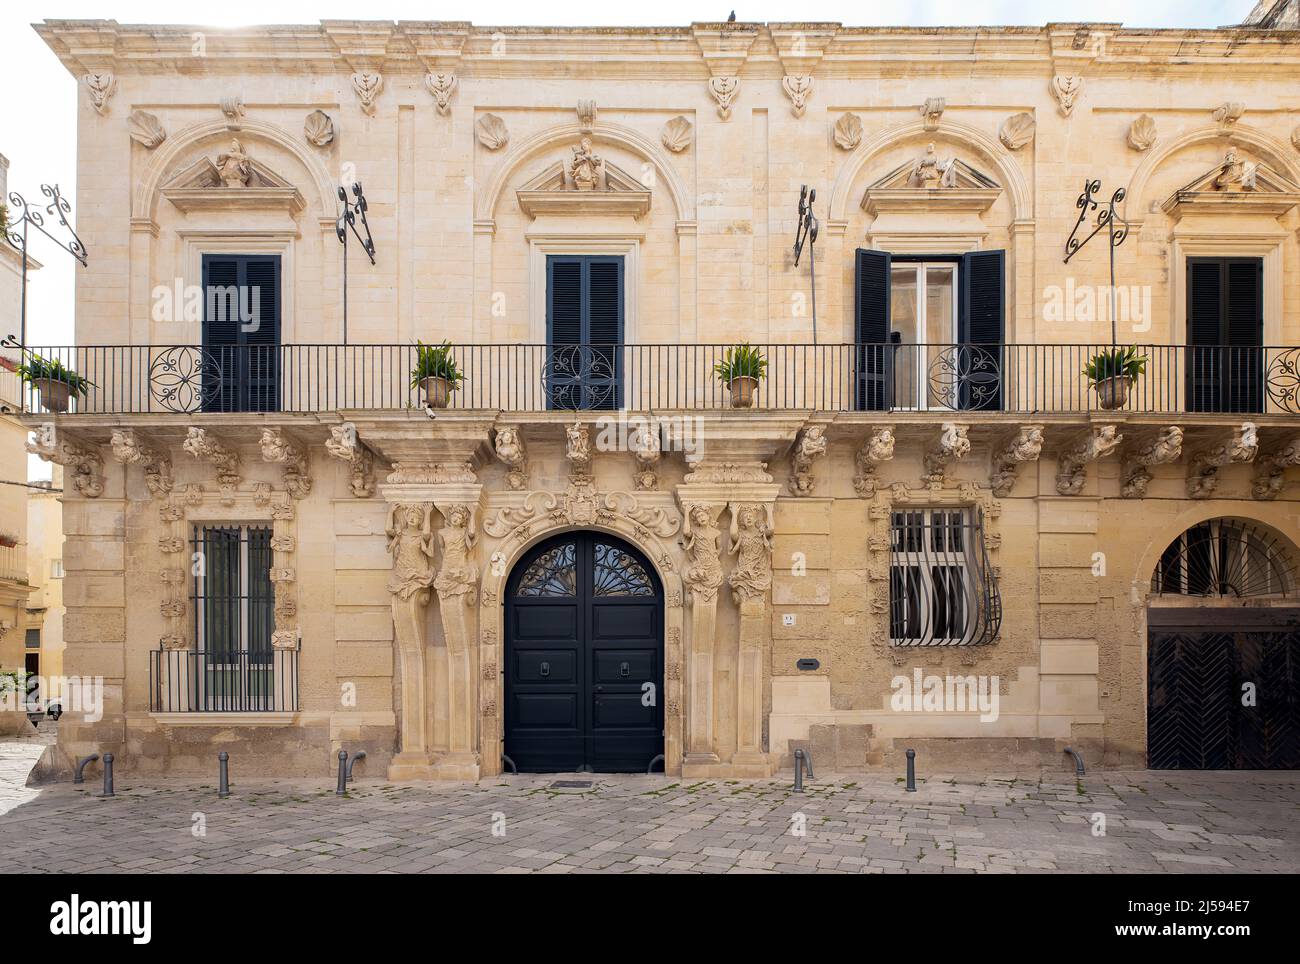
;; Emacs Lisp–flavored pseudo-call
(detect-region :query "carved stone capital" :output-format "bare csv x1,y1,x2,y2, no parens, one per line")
788,426,828,496
1187,422,1258,499
325,422,376,498
1056,425,1123,495
989,425,1044,497
27,424,104,498
492,426,528,490
924,423,971,487
853,426,895,497
1120,426,1183,499
1252,433,1300,501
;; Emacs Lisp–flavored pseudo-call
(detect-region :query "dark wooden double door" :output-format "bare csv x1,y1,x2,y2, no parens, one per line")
1148,610,1300,769
505,532,663,772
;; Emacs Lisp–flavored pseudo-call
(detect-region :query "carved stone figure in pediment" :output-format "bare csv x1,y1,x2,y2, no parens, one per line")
216,138,252,187
1213,150,1258,192
568,135,607,191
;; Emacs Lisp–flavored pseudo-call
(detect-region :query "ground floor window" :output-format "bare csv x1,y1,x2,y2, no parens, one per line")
889,506,1000,646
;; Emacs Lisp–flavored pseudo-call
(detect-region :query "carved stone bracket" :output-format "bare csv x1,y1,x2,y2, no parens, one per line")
989,425,1044,498
26,424,104,498
83,72,116,114
183,427,242,503
351,72,383,115
709,76,740,120
630,419,662,491
920,96,945,130
1051,74,1083,117
424,72,457,115
565,421,592,477
1056,425,1123,495
781,75,814,118
1253,434,1300,500
787,425,828,496
1120,426,1183,499
853,426,895,497
325,422,376,498
924,423,971,487
260,427,312,500
491,426,528,491
110,428,174,497
1187,422,1258,499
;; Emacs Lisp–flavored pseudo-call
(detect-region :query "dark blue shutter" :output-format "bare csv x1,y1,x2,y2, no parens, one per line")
545,255,623,410
202,254,281,413
1225,259,1263,413
854,248,891,411
1186,257,1262,413
958,249,1005,411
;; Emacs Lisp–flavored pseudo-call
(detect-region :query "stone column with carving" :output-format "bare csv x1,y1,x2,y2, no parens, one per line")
383,501,436,778
677,499,725,770
727,501,775,775
431,498,482,779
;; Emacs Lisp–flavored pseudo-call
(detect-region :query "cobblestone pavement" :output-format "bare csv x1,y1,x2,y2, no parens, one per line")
0,743,1296,873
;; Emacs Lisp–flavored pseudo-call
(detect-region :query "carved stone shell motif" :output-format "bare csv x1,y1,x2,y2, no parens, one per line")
834,112,863,151
661,116,693,153
998,112,1036,151
1127,113,1157,152
304,109,335,148
128,110,167,149
476,113,509,151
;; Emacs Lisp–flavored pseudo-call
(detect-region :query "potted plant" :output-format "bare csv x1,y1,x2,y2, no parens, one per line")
1083,345,1146,411
410,340,463,409
713,343,768,409
17,353,94,414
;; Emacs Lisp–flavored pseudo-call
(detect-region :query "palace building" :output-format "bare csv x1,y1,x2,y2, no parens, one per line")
17,15,1300,779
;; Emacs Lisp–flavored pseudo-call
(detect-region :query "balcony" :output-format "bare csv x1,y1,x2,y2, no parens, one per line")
148,648,299,714
13,343,1300,417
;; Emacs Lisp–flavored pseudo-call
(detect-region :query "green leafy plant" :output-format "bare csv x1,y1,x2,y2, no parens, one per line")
17,353,94,396
409,340,463,390
1083,345,1146,383
712,343,768,383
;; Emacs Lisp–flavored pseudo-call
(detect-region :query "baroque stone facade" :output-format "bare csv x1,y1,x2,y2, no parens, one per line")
24,17,1300,779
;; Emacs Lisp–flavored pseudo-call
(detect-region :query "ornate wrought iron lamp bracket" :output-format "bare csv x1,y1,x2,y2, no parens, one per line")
793,184,820,342
4,183,88,347
1063,178,1130,346
335,180,377,345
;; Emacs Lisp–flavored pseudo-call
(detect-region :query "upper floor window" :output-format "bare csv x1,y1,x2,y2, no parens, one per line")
202,254,281,414
890,507,1000,646
1186,257,1263,414
545,255,623,411
855,249,1004,413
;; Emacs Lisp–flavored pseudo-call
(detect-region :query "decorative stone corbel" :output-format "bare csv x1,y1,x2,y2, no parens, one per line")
183,427,241,504
1212,101,1245,133
1120,426,1183,499
260,428,312,500
709,76,740,120
109,428,173,497
425,72,457,115
920,97,945,130
220,95,245,127
781,75,814,118
788,425,828,496
1056,425,1123,495
1050,74,1083,117
924,423,971,487
630,419,662,491
577,99,597,131
1253,434,1300,500
1187,422,1258,499
492,426,528,491
565,421,592,477
325,422,375,498
83,73,116,114
989,425,1044,498
351,72,383,115
853,426,895,497
26,423,104,498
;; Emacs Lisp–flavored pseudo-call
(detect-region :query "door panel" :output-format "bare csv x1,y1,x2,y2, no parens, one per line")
505,533,663,772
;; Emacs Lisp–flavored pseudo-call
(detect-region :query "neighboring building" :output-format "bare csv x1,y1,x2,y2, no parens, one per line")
0,152,40,736
24,16,1300,779
25,468,66,709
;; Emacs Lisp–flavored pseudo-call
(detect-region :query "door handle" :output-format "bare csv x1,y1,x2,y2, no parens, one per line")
539,661,550,678
620,661,631,677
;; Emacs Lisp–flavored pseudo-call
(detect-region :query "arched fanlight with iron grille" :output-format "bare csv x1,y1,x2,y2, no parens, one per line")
1151,518,1296,598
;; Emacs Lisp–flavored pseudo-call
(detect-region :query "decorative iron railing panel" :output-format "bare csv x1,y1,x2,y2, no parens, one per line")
148,648,299,713
10,342,1300,416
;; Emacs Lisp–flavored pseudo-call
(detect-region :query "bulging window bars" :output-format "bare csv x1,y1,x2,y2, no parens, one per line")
1152,518,1296,598
889,507,1001,646
11,342,1300,416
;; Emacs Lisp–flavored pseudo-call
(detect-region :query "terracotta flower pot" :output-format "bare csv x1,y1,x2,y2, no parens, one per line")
1093,375,1133,411
727,375,759,408
419,375,451,409
33,378,72,414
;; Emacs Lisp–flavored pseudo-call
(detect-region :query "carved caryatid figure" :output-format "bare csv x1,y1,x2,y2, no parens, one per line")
566,421,593,475
433,505,478,601
216,138,252,188
568,135,606,191
681,504,724,602
385,503,435,599
728,504,774,605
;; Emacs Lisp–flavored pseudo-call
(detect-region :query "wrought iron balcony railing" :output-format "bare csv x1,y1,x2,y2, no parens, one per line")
149,648,299,713
12,342,1300,417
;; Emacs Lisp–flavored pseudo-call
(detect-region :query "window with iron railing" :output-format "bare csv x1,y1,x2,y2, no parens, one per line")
889,507,1001,646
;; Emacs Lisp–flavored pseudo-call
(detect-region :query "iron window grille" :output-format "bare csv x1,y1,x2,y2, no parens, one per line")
1152,518,1295,598
889,507,1001,646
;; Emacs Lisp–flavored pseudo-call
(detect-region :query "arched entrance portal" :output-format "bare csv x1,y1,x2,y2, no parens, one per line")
504,531,664,773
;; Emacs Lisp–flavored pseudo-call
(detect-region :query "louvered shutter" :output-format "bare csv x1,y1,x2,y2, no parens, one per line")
1186,257,1263,413
958,249,1005,411
854,249,891,410
243,257,281,413
202,255,281,413
1225,259,1263,413
202,257,240,413
585,258,623,410
545,256,623,411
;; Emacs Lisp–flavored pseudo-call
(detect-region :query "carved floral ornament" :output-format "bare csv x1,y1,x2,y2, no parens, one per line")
82,73,116,114
708,76,739,120
425,72,458,115
781,75,814,118
26,423,104,499
1050,74,1083,117
351,72,383,115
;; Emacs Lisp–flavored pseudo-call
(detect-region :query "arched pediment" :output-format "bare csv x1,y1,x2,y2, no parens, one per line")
160,142,306,215
1160,148,1300,221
